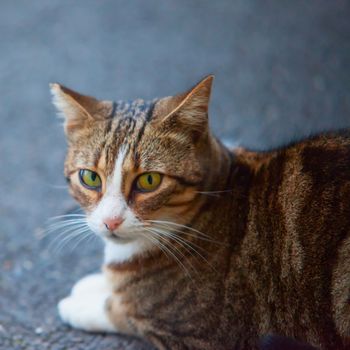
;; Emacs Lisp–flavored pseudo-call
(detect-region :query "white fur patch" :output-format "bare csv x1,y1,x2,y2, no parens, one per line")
111,145,127,195
71,273,110,296
58,273,116,333
88,146,129,234
87,145,154,264
50,83,88,128
50,84,69,119
103,239,153,265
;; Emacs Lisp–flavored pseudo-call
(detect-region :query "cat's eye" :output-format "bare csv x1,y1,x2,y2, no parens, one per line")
79,169,102,191
136,172,162,192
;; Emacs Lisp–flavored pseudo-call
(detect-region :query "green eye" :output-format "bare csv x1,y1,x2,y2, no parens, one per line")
79,169,102,191
136,172,162,192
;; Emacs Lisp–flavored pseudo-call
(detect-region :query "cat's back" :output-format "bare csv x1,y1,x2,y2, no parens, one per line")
240,129,350,203
235,129,350,349
284,129,350,180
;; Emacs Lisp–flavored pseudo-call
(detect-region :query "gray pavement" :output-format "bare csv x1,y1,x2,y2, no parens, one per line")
0,1,349,349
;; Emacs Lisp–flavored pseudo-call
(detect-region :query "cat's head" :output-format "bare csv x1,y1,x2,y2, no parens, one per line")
51,76,215,263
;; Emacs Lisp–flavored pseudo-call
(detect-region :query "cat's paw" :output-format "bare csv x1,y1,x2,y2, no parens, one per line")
58,292,117,333
71,273,109,296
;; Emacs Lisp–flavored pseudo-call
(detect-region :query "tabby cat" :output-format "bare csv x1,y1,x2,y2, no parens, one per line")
50,76,350,350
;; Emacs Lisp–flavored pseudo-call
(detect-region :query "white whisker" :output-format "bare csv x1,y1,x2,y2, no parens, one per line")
49,226,86,249
196,190,233,194
150,222,223,245
146,219,216,241
149,225,216,273
142,227,194,281
45,219,87,230
44,213,91,254
42,220,87,239
137,230,171,261
48,214,86,221
69,230,94,251
53,227,91,254
47,184,69,190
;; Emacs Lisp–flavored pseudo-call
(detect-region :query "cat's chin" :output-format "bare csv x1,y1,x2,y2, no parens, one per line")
103,237,154,265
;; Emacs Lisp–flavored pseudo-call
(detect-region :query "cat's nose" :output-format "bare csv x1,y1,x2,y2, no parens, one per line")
104,217,124,231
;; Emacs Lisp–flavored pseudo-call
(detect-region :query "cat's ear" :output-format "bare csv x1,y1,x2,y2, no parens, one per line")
50,83,113,133
155,75,214,135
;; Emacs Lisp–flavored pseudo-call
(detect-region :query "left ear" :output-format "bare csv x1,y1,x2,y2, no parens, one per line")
154,75,214,134
50,83,114,134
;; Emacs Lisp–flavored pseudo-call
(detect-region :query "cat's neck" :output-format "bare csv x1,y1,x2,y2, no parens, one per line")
188,139,257,253
199,134,235,193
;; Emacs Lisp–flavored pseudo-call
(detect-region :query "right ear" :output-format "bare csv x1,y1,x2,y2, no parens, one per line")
152,75,214,136
50,83,114,133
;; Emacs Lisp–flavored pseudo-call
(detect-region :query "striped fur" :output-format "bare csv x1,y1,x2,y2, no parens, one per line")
52,76,350,349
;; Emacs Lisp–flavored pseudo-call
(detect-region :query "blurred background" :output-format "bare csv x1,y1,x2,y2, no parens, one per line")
0,1,349,349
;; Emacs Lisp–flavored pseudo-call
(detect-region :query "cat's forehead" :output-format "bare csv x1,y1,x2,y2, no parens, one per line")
112,98,157,119
95,98,160,174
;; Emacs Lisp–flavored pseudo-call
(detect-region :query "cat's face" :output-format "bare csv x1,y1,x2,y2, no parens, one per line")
51,76,214,261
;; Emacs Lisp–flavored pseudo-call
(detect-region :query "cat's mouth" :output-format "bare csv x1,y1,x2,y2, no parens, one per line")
104,231,134,244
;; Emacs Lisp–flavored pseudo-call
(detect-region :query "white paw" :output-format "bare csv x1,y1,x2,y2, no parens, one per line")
58,292,116,333
71,273,110,296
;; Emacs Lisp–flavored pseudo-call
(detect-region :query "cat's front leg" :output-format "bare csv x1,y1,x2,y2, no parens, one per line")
58,273,117,333
70,273,109,296
58,292,116,332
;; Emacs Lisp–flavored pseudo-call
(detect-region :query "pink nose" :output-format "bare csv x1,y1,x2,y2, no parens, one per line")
104,217,124,231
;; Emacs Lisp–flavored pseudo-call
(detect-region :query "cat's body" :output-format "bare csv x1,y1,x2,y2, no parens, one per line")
51,77,350,349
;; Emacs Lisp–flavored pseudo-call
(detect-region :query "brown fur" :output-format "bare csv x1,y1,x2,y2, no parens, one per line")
52,77,350,349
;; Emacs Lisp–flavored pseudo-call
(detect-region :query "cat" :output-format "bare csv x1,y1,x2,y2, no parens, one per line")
50,75,350,350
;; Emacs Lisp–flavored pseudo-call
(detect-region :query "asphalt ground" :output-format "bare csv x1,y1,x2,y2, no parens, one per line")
0,1,349,349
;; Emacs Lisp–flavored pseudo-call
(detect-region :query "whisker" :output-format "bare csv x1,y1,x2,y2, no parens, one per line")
42,221,87,238
44,211,94,254
46,223,86,242
150,224,208,254
137,230,171,261
46,220,88,245
86,232,100,246
47,184,69,190
195,189,233,198
149,225,217,273
48,214,86,221
51,233,79,254
150,222,224,245
45,219,87,229
48,227,85,250
69,229,95,251
52,227,91,254
196,190,233,194
142,227,194,281
146,219,215,241
196,192,221,198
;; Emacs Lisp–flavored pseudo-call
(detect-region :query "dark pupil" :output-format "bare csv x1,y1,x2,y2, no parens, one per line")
90,172,97,182
147,174,153,185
